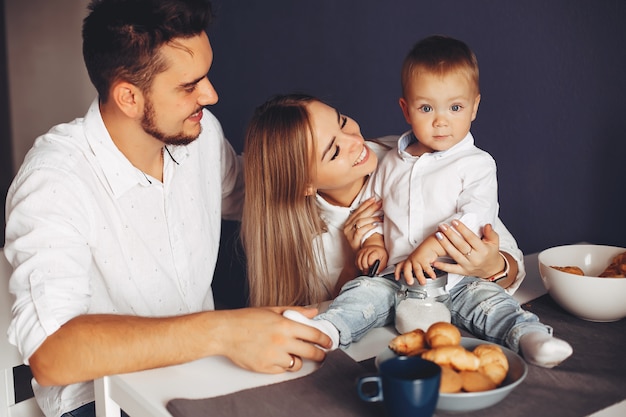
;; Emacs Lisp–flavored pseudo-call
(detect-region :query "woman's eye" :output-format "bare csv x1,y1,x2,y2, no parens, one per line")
451,104,462,111
340,116,348,129
330,146,340,161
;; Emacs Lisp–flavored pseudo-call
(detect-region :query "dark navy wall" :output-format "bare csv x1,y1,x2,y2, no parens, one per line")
206,0,626,255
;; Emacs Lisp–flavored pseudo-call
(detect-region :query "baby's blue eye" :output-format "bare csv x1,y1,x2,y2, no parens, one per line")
451,104,461,111
420,105,432,113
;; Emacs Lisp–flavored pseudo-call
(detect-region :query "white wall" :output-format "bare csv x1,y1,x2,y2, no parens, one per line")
5,0,95,170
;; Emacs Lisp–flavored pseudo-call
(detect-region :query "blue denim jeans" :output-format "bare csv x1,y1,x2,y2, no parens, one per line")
316,276,397,347
316,275,550,353
449,276,549,353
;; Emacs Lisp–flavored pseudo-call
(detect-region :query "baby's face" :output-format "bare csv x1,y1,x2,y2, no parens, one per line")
399,71,480,155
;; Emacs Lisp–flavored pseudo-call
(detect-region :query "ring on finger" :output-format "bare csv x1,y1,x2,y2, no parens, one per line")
287,354,296,369
465,248,473,256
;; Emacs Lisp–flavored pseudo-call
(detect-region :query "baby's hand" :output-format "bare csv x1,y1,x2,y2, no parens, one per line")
395,246,439,285
356,245,388,276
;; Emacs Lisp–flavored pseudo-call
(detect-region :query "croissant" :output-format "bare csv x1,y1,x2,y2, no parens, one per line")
388,328,427,356
551,265,585,275
439,365,463,393
459,370,497,392
421,345,480,371
473,344,509,385
426,322,461,348
599,251,626,278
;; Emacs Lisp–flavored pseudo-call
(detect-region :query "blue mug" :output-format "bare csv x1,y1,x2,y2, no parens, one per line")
357,356,441,417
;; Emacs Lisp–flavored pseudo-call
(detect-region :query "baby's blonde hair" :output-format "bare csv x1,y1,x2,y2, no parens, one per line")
401,35,480,98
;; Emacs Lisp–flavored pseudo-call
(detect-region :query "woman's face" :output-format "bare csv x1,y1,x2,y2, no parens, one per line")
307,100,378,198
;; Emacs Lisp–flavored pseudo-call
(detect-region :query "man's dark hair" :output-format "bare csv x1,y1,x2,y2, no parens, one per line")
83,0,213,102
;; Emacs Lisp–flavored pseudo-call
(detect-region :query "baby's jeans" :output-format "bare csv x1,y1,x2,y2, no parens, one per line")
315,276,397,348
316,275,551,353
449,276,550,353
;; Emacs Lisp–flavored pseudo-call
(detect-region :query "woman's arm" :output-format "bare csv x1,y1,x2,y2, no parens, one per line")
496,251,518,290
491,217,526,292
343,198,383,252
332,198,384,297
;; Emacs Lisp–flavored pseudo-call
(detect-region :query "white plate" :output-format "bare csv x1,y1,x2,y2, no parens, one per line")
376,337,528,412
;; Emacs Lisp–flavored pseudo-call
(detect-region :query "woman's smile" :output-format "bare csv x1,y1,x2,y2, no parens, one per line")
353,146,369,166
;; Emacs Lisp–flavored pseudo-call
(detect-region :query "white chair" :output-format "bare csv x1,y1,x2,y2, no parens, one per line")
1,248,45,417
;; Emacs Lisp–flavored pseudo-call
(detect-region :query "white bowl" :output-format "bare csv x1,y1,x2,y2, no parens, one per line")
538,244,626,322
376,338,527,412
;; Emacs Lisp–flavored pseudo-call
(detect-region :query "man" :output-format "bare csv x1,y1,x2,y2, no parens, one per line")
4,1,330,415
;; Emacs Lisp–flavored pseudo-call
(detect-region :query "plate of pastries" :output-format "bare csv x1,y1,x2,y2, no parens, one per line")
377,322,528,412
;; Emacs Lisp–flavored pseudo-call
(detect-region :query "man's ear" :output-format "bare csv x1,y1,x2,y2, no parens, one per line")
111,81,143,119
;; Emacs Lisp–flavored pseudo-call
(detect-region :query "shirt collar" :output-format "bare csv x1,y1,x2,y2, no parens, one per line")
83,98,190,197
316,180,370,228
396,130,475,160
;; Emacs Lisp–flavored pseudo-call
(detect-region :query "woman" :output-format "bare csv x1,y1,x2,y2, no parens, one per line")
242,93,524,308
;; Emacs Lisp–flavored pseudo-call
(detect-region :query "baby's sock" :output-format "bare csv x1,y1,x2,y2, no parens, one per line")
519,331,573,368
282,310,340,350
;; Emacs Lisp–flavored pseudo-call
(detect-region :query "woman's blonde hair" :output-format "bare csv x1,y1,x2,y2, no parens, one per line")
242,94,331,307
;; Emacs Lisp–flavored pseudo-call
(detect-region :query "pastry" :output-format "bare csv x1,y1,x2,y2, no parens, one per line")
473,344,509,385
421,345,480,371
390,323,510,393
460,370,497,392
551,265,585,275
439,365,463,393
388,328,427,356
426,321,462,348
599,251,626,278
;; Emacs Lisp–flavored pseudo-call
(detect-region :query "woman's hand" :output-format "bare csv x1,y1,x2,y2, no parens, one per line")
432,220,505,279
343,198,383,252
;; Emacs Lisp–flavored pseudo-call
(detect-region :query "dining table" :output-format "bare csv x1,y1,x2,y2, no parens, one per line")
94,251,626,417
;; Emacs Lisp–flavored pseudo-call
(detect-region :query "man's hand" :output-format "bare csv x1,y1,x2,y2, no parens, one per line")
219,307,331,373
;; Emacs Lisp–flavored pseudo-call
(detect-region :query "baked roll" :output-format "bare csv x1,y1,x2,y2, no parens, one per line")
599,251,626,278
460,370,497,392
421,345,480,371
473,344,509,385
388,328,427,356
439,366,463,393
551,265,585,275
426,322,462,348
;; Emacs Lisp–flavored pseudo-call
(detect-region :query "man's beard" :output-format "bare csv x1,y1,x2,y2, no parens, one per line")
141,100,201,146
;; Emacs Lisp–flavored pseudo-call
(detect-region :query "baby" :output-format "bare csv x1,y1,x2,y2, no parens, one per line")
284,35,572,369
